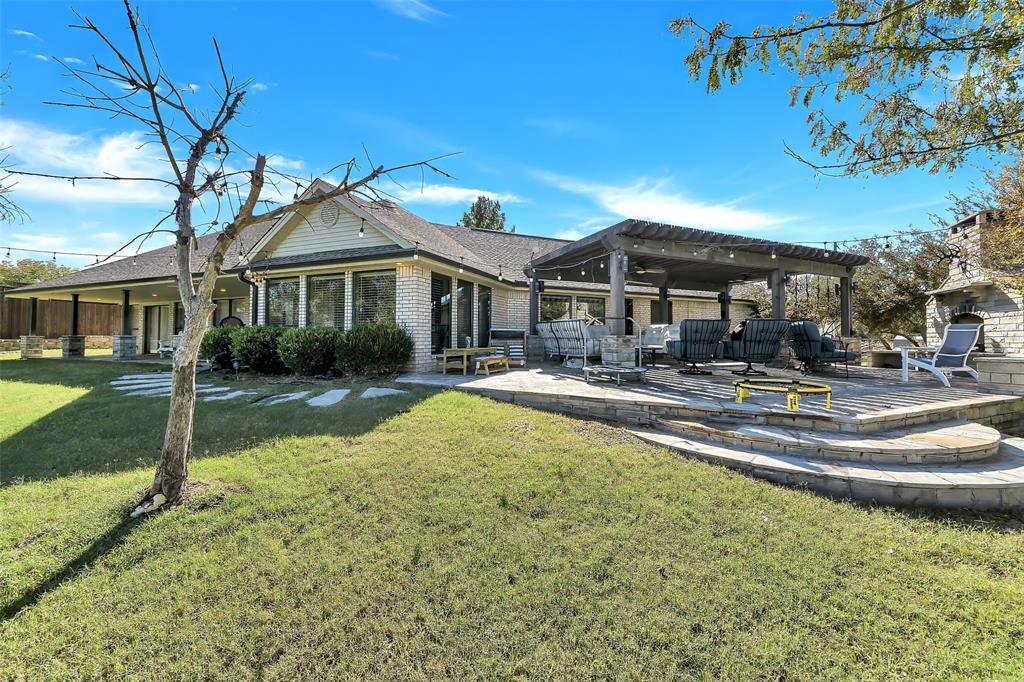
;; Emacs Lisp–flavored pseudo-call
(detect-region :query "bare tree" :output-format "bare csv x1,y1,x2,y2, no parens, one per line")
8,0,451,514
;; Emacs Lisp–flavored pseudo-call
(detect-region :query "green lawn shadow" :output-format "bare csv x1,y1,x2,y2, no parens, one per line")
1,359,434,485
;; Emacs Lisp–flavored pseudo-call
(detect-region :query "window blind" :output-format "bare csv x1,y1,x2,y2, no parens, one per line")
266,278,300,327
307,275,346,327
354,270,396,325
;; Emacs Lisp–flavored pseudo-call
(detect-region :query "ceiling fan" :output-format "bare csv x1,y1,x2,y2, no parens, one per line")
634,263,666,275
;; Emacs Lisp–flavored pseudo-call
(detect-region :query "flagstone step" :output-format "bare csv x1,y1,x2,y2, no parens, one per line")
631,429,1024,511
655,418,1002,464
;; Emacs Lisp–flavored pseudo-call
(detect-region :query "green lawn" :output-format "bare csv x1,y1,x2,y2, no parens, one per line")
2,360,1024,680
0,348,112,361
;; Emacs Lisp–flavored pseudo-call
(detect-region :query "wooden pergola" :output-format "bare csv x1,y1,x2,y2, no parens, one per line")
527,219,870,336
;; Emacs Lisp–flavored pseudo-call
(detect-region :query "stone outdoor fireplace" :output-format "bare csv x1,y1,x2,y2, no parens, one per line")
925,211,1023,357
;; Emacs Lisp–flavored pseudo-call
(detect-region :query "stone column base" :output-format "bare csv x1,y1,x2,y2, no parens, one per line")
20,335,44,359
112,335,138,361
61,335,86,358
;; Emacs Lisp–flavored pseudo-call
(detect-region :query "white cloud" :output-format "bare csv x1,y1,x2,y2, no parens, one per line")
392,183,524,206
16,50,49,62
184,83,200,92
7,228,135,267
374,0,446,22
266,154,306,172
525,116,608,140
533,171,789,231
0,119,172,205
63,56,85,65
8,29,40,40
250,82,274,92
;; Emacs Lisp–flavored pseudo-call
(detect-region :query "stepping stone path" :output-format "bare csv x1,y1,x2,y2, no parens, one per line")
307,389,350,406
360,387,407,399
204,389,261,402
253,391,310,406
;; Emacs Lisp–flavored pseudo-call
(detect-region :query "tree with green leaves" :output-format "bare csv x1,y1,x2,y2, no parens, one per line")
671,1,1024,176
458,195,511,231
0,258,77,288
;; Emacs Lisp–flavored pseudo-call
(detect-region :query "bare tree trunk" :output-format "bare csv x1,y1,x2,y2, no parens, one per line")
146,302,209,504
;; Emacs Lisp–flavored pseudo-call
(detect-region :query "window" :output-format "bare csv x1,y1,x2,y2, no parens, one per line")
430,273,451,352
266,278,300,327
354,270,396,326
540,295,571,321
307,275,346,328
477,285,492,347
456,279,473,348
575,296,605,323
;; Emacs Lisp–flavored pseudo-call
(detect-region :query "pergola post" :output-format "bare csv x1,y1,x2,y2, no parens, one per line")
528,276,539,334
63,293,85,358
717,290,732,321
840,275,853,337
658,286,671,325
609,249,626,335
113,289,137,361
769,268,787,319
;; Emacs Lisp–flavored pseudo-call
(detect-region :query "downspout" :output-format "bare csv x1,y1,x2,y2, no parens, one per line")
238,271,259,326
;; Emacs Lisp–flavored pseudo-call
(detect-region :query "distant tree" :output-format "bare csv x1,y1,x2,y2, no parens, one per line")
458,195,511,231
945,155,1024,293
0,258,77,287
671,1,1024,176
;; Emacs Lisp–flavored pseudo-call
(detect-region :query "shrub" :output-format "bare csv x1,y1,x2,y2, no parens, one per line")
336,322,414,376
278,326,343,376
199,326,238,369
231,325,288,374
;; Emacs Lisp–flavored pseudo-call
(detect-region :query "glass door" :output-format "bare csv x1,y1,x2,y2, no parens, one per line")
144,305,164,354
477,285,491,347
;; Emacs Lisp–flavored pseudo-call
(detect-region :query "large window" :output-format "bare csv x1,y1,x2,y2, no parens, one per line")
456,279,473,348
266,278,299,327
540,294,571,321
307,275,346,328
354,270,396,326
575,296,605,323
477,285,492,347
431,273,451,352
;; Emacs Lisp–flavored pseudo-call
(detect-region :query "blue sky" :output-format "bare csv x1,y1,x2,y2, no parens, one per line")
1,0,989,267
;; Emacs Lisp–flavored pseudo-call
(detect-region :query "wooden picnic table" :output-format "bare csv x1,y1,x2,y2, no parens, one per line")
441,347,497,375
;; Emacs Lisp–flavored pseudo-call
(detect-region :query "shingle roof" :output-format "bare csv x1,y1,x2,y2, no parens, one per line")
9,220,276,293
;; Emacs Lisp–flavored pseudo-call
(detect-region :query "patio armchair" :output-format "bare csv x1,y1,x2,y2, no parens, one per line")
901,323,980,387
788,320,858,377
156,334,182,359
667,319,731,374
720,319,791,375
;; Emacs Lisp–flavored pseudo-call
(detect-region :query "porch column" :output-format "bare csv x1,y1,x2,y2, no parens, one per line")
170,301,178,334
840,275,853,337
20,297,43,359
528,277,539,334
717,290,732,321
658,286,671,325
769,269,787,319
70,293,80,336
250,283,259,326
609,249,626,335
113,289,137,361
62,293,85,358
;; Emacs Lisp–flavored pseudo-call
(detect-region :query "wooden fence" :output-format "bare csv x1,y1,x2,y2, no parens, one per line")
0,294,122,338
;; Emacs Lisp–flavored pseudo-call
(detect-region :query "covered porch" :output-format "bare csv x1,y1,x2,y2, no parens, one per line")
526,219,869,337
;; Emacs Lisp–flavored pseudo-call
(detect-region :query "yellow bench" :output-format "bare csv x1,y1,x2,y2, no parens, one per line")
475,354,510,375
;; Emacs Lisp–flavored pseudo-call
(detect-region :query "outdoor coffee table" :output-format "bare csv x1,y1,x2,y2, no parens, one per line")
442,347,497,375
733,378,832,412
583,364,647,385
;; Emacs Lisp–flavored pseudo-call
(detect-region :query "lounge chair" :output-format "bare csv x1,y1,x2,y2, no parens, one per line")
788,320,858,377
721,319,791,375
155,334,181,358
489,328,527,367
667,319,731,374
901,323,980,387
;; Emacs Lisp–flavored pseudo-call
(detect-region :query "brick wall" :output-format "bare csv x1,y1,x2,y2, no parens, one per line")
396,263,433,372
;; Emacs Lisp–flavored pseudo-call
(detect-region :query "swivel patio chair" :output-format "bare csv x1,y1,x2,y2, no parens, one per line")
788,320,858,377
901,323,981,387
667,319,731,374
721,319,791,375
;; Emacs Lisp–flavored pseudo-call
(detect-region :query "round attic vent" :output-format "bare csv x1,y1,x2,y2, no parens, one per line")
319,202,340,226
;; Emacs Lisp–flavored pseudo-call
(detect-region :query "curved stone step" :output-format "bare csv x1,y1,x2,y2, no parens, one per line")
655,419,1001,464
632,430,1024,511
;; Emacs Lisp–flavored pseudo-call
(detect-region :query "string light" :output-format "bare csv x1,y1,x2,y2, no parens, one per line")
4,247,9,258
770,249,777,259
459,257,464,274
51,252,57,263
498,264,503,281
413,242,419,260
728,250,735,259
132,255,137,266
358,218,365,238
823,242,831,258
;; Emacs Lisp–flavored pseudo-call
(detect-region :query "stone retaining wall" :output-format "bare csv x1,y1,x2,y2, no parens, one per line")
977,357,1024,396
1,335,113,352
